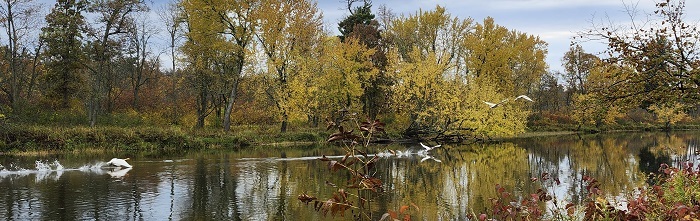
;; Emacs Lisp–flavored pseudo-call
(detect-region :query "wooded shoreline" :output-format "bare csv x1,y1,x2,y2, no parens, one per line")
3,122,699,154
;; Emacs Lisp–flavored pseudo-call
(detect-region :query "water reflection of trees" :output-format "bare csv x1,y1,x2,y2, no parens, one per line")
369,143,531,219
515,132,700,204
1,132,699,220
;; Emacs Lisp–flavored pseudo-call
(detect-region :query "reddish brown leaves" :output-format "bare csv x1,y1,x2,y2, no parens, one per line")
360,119,385,134
310,189,352,217
583,175,602,196
534,188,552,201
490,183,545,220
327,126,360,142
380,203,419,221
327,160,344,172
305,113,390,219
360,177,383,192
297,193,316,204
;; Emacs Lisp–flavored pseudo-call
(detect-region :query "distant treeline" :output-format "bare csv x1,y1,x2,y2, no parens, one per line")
0,0,698,139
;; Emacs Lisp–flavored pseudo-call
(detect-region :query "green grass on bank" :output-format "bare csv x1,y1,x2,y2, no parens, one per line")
0,123,331,153
2,107,700,154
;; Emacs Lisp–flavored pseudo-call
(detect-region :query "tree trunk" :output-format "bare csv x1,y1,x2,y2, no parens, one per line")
223,80,240,132
196,87,207,128
132,85,140,110
280,112,288,133
170,71,179,125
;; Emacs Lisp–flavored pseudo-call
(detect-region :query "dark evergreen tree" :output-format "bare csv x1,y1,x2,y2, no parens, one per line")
337,0,390,119
41,0,87,108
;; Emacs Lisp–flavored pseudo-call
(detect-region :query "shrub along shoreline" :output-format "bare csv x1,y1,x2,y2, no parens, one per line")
0,123,336,153
3,121,700,154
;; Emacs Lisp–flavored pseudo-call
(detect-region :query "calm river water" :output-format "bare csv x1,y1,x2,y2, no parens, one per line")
1,132,699,220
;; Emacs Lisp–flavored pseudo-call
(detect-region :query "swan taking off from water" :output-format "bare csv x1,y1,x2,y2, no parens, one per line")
107,158,132,168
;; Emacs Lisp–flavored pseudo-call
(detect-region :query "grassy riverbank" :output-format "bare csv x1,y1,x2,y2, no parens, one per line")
2,119,699,154
0,123,333,153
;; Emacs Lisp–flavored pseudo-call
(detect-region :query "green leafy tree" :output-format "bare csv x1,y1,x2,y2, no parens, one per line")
181,0,232,128
40,0,87,109
338,0,390,119
337,0,373,42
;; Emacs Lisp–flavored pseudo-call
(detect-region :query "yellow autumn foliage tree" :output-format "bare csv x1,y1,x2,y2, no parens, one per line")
180,0,238,127
463,17,547,96
289,37,377,124
572,62,629,128
386,6,542,138
649,103,688,130
255,0,323,132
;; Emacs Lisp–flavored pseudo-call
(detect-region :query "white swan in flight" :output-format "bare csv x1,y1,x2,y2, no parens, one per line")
514,95,534,102
483,95,534,108
482,99,508,108
420,142,441,151
106,158,132,168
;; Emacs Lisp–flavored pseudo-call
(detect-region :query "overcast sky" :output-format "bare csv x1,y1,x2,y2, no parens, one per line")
317,0,700,72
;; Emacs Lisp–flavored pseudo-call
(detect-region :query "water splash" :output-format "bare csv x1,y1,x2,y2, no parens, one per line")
0,160,132,181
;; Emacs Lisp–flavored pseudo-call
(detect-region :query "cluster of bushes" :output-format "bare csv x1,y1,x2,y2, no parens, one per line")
0,124,199,152
528,109,700,133
0,121,333,153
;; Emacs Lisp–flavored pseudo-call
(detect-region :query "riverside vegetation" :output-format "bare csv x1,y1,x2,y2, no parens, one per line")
2,0,700,150
1,0,700,220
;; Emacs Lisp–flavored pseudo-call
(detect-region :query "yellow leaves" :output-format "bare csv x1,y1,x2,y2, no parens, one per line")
649,103,688,126
287,36,377,121
389,48,450,121
464,17,547,95
385,9,540,137
571,93,624,127
571,93,602,126
388,41,529,137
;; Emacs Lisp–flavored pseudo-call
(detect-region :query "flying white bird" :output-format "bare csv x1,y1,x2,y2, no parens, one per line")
420,142,441,151
106,158,132,168
483,95,534,108
420,155,442,163
514,95,534,102
482,99,509,108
